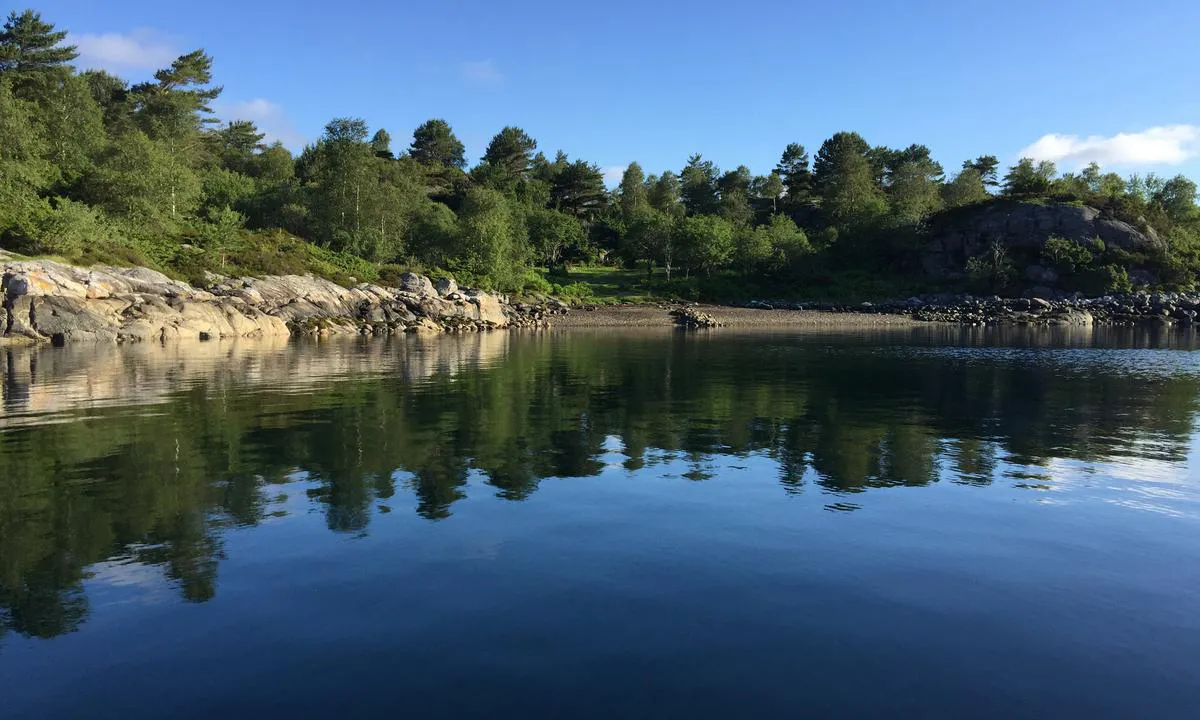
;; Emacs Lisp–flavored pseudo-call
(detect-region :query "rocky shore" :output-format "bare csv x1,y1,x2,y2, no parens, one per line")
1,256,567,345
743,292,1200,327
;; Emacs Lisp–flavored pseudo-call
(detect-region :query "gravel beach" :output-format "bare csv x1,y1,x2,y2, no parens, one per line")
552,304,928,328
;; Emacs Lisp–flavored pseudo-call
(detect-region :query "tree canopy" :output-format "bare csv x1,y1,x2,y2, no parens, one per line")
0,8,1198,299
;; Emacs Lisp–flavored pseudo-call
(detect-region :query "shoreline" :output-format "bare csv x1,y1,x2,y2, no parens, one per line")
553,304,929,328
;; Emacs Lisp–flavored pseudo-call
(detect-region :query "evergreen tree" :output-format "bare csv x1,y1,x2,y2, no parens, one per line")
409,119,466,169
813,132,886,226
0,10,76,99
680,154,719,215
775,143,813,209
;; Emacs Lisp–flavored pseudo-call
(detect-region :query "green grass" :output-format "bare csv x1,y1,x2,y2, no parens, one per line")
538,265,670,304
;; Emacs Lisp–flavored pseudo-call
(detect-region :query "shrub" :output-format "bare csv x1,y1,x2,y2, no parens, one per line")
966,242,1015,292
1042,235,1094,274
31,199,117,259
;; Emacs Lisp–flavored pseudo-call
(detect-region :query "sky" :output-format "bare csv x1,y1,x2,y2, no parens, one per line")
31,0,1200,184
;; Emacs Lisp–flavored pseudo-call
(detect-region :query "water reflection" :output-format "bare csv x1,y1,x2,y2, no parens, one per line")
1,327,1198,640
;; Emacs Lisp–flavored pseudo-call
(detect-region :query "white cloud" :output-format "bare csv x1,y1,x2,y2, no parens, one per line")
218,98,307,150
460,59,502,85
1018,125,1200,169
71,29,178,73
602,165,628,187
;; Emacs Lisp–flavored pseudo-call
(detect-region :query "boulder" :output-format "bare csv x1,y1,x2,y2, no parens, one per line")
434,277,458,297
396,272,436,297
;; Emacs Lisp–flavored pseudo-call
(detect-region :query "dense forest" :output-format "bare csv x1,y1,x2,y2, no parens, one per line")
2,9,1199,300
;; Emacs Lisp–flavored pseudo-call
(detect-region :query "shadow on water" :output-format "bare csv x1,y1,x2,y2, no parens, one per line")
2,324,1199,639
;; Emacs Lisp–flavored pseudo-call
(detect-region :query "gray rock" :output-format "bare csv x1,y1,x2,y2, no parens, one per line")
434,277,458,297
1023,264,1059,284
923,201,1162,279
396,272,436,297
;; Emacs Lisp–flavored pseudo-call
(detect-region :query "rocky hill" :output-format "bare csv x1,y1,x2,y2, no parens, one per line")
922,200,1164,282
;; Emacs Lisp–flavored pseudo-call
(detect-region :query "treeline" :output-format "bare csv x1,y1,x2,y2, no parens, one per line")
2,9,1199,296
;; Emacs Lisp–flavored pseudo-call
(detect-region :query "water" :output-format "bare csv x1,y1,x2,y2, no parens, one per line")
2,327,1200,718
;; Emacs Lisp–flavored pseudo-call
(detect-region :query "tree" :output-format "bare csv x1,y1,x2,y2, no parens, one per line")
0,10,76,99
214,120,264,174
409,119,466,169
0,78,53,237
455,187,528,289
963,155,1000,189
941,168,988,208
618,162,647,220
647,171,682,217
884,144,944,225
734,225,772,274
131,50,222,143
1002,158,1055,197
1154,175,1198,226
82,70,133,134
87,130,201,223
624,208,675,277
680,154,719,215
199,206,245,268
756,172,784,213
813,132,886,226
39,73,106,187
528,208,584,268
677,214,733,276
370,129,393,159
758,214,811,271
408,200,459,268
476,126,536,189
550,159,606,220
298,117,376,253
775,143,813,209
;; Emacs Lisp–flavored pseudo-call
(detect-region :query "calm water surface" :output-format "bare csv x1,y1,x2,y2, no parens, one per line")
2,327,1200,718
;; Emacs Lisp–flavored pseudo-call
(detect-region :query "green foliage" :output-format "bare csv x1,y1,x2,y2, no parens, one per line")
453,187,529,290
1079,264,1132,295
680,154,719,215
27,198,116,258
1002,158,1056,197
528,207,585,268
966,242,1015,292
618,162,647,220
942,168,988,208
813,132,887,228
1042,235,1095,274
677,214,733,275
86,130,202,223
1,8,1198,300
0,9,76,98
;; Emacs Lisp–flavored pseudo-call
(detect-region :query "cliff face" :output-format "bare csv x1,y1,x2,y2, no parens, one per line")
0,256,552,344
922,201,1163,279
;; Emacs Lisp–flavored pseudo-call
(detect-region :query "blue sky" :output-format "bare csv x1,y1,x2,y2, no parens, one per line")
33,0,1200,183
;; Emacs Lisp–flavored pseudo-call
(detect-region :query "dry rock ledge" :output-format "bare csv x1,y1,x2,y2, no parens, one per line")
1,257,565,345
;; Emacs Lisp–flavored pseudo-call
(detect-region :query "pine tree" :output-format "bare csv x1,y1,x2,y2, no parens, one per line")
0,10,77,99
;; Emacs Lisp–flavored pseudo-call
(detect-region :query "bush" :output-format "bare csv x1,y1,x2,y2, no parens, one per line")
966,242,1016,292
1042,235,1094,274
1079,264,1132,295
31,199,117,259
549,281,595,302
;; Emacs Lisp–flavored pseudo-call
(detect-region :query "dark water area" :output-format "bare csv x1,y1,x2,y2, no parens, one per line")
2,326,1200,718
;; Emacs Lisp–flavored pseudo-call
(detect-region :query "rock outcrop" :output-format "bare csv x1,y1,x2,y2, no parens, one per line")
923,201,1163,279
671,306,722,328
1,257,560,344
